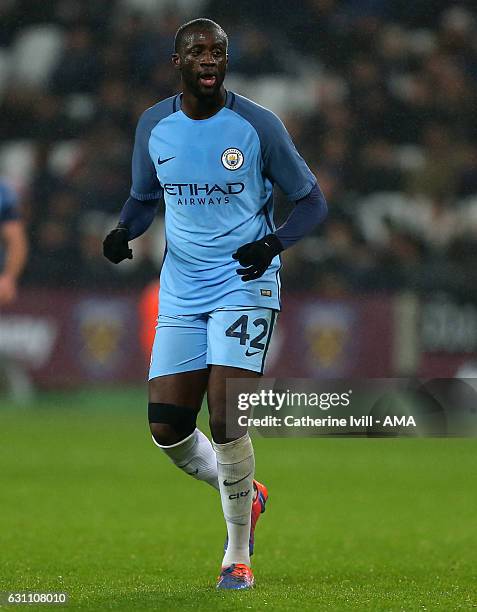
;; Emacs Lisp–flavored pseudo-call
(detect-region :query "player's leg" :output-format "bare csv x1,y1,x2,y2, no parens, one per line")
207,308,276,588
149,370,208,446
148,314,218,489
208,365,259,571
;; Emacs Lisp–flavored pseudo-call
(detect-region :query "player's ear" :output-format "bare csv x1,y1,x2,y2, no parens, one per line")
172,53,181,70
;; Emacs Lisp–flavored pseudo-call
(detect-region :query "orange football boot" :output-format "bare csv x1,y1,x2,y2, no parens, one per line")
217,563,255,590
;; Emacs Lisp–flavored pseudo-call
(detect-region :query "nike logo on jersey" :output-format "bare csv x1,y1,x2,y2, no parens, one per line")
223,472,252,487
158,156,175,165
245,349,261,357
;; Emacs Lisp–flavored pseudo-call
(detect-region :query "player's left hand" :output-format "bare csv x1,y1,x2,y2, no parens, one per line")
232,234,283,282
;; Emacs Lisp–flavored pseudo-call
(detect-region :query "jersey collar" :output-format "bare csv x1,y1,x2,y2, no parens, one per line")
173,90,235,115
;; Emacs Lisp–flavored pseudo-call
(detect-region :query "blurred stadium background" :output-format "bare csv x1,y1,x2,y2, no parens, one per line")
1,3,477,609
1,0,477,393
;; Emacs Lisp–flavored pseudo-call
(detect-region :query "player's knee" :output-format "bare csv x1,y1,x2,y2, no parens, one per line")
149,422,180,446
148,402,197,446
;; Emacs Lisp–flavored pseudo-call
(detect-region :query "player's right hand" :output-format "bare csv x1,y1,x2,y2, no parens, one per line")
103,227,133,264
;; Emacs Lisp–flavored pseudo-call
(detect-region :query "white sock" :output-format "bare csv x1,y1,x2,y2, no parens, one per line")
154,428,219,490
212,433,255,567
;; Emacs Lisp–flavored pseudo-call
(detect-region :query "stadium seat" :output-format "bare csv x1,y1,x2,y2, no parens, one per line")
48,141,82,177
357,192,432,245
0,141,35,189
458,196,477,232
120,0,206,16
10,25,64,87
227,75,315,116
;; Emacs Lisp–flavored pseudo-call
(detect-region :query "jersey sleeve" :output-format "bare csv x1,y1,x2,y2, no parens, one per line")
0,183,20,223
262,114,316,202
130,111,163,202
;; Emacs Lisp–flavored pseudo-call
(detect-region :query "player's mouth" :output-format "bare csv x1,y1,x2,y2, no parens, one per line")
199,73,217,88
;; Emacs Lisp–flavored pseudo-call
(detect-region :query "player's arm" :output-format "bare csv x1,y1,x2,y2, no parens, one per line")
103,109,163,264
0,219,28,305
233,113,327,281
233,185,327,281
103,196,160,264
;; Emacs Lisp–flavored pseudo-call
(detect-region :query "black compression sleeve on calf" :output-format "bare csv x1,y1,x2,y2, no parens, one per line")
148,402,197,438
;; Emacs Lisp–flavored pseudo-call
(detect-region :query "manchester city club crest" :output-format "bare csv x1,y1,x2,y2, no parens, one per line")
221,148,244,170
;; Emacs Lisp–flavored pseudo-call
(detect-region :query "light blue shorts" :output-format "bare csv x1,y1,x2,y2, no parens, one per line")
149,307,277,379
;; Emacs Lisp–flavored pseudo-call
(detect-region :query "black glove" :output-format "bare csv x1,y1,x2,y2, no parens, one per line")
232,234,283,282
103,226,133,264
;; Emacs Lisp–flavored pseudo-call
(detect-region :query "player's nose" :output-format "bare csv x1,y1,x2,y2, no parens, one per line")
200,52,217,66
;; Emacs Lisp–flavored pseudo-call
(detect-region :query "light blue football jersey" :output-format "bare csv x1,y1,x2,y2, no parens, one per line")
130,91,316,315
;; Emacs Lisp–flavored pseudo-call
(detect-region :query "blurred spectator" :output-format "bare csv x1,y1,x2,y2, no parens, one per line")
407,122,462,198
49,26,103,95
0,181,27,304
0,0,475,299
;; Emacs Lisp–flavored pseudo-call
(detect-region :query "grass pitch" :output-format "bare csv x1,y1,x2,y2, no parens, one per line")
1,387,476,610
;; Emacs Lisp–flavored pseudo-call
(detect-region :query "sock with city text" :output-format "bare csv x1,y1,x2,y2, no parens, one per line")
212,433,255,567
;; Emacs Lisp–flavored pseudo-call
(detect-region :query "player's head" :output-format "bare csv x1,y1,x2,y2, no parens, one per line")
172,18,228,98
